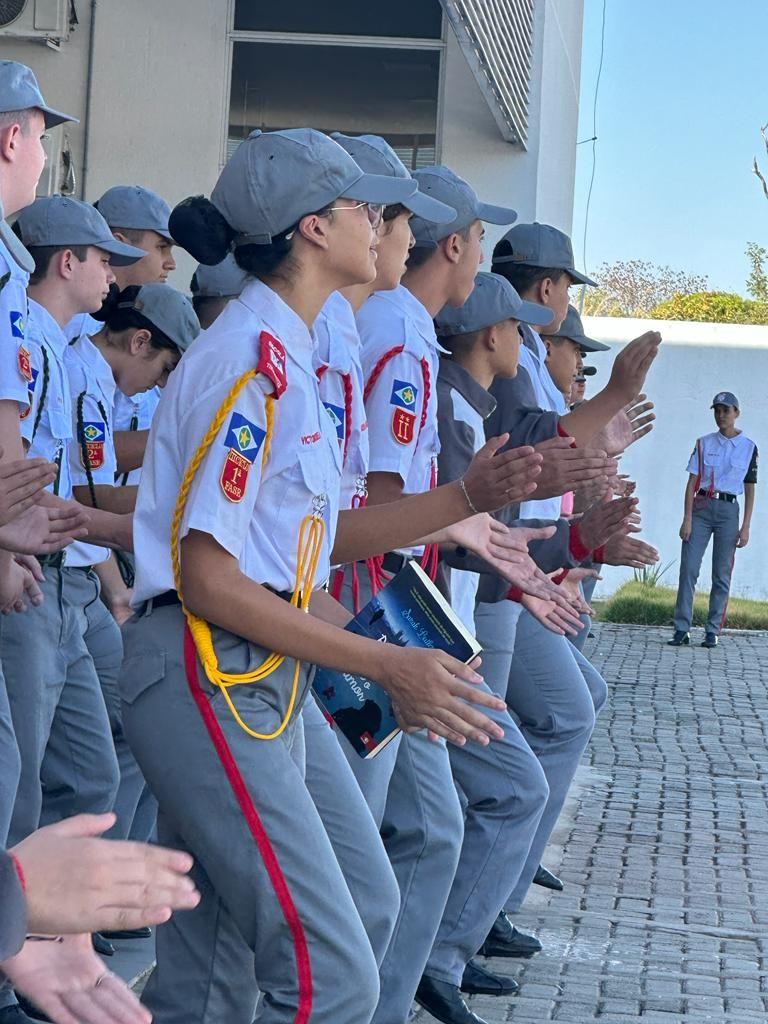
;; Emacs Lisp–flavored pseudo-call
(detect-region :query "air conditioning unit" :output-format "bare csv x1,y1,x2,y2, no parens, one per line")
0,0,71,42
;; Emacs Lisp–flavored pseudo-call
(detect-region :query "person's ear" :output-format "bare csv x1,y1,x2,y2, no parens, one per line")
442,232,463,266
543,336,553,356
483,326,497,352
0,123,22,162
297,211,332,251
57,248,77,280
128,328,153,356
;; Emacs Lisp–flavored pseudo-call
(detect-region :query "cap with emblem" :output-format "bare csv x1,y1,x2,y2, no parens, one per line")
331,133,456,224
14,196,147,266
120,282,200,352
711,391,739,410
492,222,597,286
409,166,517,248
551,304,609,352
190,254,249,298
435,272,553,337
95,186,173,243
0,60,77,128
208,129,418,247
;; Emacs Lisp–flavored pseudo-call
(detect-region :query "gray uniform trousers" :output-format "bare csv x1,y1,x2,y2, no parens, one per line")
1,567,119,845
0,666,20,847
673,498,740,636
302,694,400,966
424,687,548,985
120,603,380,1024
474,601,608,913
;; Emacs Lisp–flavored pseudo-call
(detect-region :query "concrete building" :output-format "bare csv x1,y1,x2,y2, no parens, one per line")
0,0,584,285
582,316,768,602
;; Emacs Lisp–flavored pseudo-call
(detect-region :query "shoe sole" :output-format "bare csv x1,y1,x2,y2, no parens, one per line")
460,984,519,997
479,946,538,959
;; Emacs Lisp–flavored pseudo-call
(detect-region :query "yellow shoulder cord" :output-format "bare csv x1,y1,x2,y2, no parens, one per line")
170,369,325,740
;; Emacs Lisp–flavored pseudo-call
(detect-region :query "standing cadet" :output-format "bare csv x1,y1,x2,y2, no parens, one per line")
670,392,757,649
117,128,521,1024
190,253,249,330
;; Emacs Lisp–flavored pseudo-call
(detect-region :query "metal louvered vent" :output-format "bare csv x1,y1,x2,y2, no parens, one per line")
440,0,534,147
0,0,26,27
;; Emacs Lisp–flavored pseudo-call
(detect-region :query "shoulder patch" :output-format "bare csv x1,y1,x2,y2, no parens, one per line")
80,420,106,470
10,311,25,341
390,379,418,411
19,367,39,421
17,345,32,382
392,408,416,445
323,401,345,442
223,411,266,464
257,331,287,398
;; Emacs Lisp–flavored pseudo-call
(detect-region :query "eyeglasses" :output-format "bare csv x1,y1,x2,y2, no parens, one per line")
326,201,384,230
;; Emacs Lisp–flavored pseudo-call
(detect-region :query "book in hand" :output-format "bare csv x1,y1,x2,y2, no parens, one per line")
312,559,482,759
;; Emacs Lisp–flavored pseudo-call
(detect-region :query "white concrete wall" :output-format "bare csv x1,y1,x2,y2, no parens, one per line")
582,316,768,601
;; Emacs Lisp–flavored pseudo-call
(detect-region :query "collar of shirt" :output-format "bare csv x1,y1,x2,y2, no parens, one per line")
520,322,545,359
72,334,117,407
313,291,358,375
438,357,497,420
714,429,743,447
26,298,68,360
239,277,315,372
372,283,451,356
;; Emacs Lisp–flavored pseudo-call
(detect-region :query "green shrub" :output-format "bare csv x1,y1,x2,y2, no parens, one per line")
650,291,768,325
599,582,768,630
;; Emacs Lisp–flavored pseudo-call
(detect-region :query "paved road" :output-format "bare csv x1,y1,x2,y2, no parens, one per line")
416,623,768,1024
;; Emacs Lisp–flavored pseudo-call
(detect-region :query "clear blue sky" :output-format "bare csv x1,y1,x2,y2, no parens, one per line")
573,0,768,295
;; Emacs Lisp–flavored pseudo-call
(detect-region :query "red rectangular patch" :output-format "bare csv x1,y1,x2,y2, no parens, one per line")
18,346,32,383
82,441,105,470
392,408,416,445
220,448,251,503
258,331,287,399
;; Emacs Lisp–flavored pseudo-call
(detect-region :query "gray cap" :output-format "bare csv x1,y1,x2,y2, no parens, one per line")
711,391,739,410
190,254,249,298
121,283,200,352
95,186,173,243
551,304,609,352
331,133,456,224
409,166,517,248
435,272,554,337
492,222,597,286
15,196,147,266
0,61,77,129
211,129,418,245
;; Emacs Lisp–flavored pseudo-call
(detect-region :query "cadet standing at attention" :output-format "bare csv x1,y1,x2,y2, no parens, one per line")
669,392,757,649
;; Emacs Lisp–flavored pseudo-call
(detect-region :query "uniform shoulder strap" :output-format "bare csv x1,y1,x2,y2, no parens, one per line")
256,331,287,399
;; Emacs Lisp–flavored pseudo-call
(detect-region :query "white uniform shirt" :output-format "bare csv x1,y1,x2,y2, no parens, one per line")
687,430,758,497
313,291,369,511
63,311,101,343
358,284,445,557
132,278,342,605
65,335,118,567
517,326,567,521
113,387,161,486
0,239,32,410
22,300,74,502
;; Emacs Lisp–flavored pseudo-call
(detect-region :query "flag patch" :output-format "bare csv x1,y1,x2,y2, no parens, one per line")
223,412,266,464
390,379,418,410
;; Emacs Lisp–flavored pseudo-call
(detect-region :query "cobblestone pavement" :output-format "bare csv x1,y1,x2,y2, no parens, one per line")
415,623,768,1024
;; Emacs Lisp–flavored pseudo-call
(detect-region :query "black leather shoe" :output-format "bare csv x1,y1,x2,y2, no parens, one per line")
92,932,115,956
101,926,152,940
701,633,718,649
533,864,564,891
460,959,518,996
480,922,542,959
668,630,690,646
0,1005,46,1024
415,976,488,1024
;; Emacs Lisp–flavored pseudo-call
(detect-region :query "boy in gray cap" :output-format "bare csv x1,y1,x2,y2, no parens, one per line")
190,253,249,329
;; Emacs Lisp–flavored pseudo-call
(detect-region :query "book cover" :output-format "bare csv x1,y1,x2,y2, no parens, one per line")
312,560,482,758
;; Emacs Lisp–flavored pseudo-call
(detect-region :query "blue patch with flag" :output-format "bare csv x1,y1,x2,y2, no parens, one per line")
323,401,345,441
390,379,418,410
79,421,105,443
28,367,39,395
224,411,266,464
10,311,24,339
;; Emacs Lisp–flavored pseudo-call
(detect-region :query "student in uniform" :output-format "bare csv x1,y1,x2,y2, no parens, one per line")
669,392,757,649
117,128,529,1024
190,253,249,330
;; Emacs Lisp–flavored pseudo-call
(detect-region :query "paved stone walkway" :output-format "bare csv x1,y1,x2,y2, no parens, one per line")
416,622,768,1024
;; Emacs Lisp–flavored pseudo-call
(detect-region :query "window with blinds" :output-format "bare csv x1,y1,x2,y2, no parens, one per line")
439,0,534,147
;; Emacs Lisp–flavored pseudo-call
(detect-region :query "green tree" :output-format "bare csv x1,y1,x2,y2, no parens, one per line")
650,291,768,325
745,242,768,301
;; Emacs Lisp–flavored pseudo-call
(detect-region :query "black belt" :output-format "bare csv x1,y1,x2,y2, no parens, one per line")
381,552,412,574
149,585,294,614
698,489,737,503
36,552,65,569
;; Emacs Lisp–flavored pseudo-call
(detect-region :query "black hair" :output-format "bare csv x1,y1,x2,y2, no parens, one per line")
492,241,568,296
93,284,178,352
438,329,485,359
20,242,90,286
406,223,474,271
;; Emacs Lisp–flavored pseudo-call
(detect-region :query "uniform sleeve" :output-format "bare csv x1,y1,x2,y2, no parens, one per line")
179,375,272,562
69,383,117,488
0,255,31,407
19,341,43,446
685,441,700,476
745,445,758,484
364,349,425,481
0,851,27,961
487,370,560,448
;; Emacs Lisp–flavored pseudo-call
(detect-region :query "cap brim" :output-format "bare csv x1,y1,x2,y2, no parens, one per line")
576,335,610,352
567,268,598,287
96,238,147,267
39,104,79,129
343,173,418,206
404,190,456,224
582,366,597,376
476,201,518,226
0,220,35,274
516,300,554,328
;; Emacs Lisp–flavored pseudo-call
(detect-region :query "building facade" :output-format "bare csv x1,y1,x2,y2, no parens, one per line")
0,0,584,286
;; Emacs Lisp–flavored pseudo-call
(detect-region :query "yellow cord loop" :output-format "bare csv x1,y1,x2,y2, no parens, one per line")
170,369,325,740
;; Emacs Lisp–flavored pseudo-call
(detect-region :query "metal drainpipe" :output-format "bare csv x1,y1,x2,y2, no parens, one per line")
80,0,97,199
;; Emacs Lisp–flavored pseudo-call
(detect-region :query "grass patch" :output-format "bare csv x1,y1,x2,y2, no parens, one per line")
598,581,768,631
